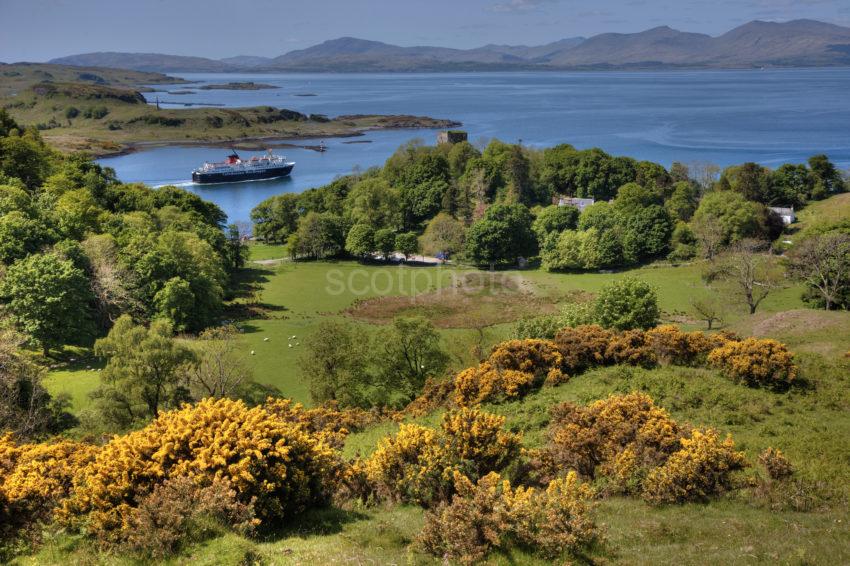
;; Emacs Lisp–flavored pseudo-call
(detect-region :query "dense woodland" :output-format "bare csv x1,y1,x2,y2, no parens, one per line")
252,134,849,304
2,107,850,564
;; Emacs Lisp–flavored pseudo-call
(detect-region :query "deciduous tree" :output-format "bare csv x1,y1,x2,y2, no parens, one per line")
0,252,94,355
786,233,850,310
93,315,194,425
705,239,782,315
375,317,449,402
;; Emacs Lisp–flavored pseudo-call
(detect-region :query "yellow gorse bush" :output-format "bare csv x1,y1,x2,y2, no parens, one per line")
364,422,441,503
264,398,382,449
365,408,521,506
642,428,747,504
645,324,728,366
553,324,616,372
440,407,522,473
453,362,536,407
453,339,566,407
426,326,798,412
0,434,98,534
61,397,338,541
488,339,565,380
546,392,683,483
707,337,798,388
540,393,746,503
417,470,599,563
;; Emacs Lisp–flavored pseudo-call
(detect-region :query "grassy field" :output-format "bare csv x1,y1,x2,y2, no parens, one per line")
792,192,850,236
245,242,288,261
44,254,810,410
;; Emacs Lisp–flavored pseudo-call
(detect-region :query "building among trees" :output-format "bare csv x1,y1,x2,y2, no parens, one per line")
768,206,796,225
556,195,596,211
437,130,468,145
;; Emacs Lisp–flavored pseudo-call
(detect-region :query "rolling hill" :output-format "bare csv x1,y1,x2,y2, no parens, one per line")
45,19,850,72
49,51,240,73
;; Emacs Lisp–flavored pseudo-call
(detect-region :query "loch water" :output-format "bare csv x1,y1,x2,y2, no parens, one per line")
98,68,850,223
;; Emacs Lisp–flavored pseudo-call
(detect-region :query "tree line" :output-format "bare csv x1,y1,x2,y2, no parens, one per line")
0,109,245,356
251,135,849,307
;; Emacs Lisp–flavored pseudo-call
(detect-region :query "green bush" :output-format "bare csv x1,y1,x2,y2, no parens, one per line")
593,277,660,330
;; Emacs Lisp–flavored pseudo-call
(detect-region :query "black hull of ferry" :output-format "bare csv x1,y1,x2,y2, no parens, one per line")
192,164,294,184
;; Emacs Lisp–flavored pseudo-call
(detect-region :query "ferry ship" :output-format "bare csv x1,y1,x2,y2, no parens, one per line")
192,150,295,184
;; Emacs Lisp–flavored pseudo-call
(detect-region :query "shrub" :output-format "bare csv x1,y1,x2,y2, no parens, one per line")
0,435,98,540
364,423,444,504
403,376,454,416
453,362,535,407
264,398,381,449
543,393,683,485
646,324,727,366
593,277,660,330
440,408,522,476
488,339,565,379
334,458,375,504
61,398,338,542
123,476,256,559
758,447,794,481
417,472,513,564
560,301,597,327
417,471,598,564
707,338,798,388
509,472,599,558
605,329,657,368
553,325,615,373
364,409,521,506
453,340,565,406
642,429,747,504
539,394,747,504
513,314,565,340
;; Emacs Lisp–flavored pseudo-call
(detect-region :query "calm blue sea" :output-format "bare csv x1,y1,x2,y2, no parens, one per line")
98,69,850,223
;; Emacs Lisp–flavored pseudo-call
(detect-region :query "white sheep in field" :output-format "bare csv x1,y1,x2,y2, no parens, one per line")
250,350,255,356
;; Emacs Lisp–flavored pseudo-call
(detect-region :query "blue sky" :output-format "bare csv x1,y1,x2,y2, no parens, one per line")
1,0,849,61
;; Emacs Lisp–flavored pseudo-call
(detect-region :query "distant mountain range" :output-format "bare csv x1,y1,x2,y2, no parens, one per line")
47,19,850,72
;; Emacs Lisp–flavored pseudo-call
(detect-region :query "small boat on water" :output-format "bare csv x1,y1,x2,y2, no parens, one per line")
192,150,295,184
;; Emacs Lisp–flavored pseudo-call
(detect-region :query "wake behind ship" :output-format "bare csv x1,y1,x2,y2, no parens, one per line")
192,150,295,184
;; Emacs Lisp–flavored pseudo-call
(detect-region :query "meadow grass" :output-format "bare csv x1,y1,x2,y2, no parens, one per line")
43,259,809,409
246,242,288,262
793,192,850,235
42,369,100,414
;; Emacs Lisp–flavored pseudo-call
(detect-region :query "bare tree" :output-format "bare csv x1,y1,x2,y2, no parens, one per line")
687,160,721,193
786,233,850,310
183,326,253,399
82,235,142,327
0,329,65,439
689,295,724,330
692,216,725,260
705,239,783,315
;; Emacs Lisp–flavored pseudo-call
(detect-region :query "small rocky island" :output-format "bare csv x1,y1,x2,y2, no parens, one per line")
198,82,279,90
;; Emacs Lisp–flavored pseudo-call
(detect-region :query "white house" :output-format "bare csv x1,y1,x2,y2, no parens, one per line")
557,196,595,212
769,206,796,225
